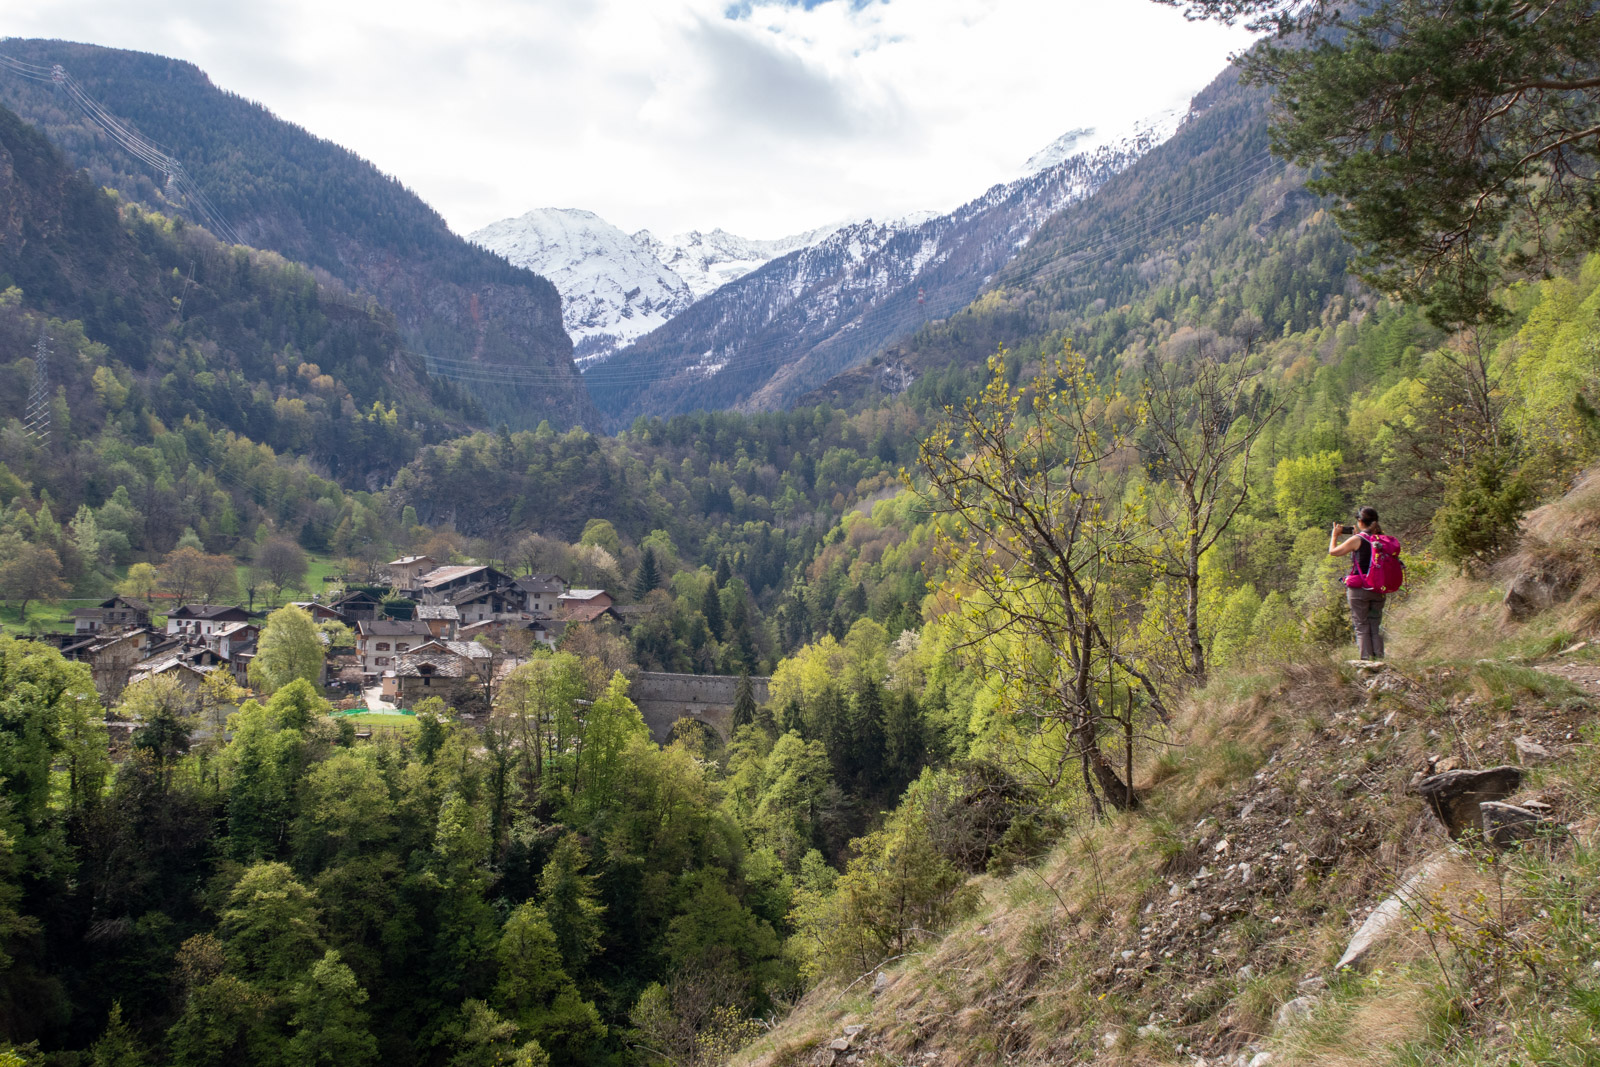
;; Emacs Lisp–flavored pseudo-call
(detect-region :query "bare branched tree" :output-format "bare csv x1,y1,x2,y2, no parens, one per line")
1139,345,1282,679
914,346,1168,815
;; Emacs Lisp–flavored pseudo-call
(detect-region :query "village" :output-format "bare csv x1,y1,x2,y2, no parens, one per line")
15,553,766,744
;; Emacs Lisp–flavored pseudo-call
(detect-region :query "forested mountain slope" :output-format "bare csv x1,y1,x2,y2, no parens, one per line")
0,39,596,431
0,103,472,490
806,67,1345,408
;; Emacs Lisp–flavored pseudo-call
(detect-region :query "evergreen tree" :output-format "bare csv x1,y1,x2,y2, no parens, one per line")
539,834,605,976
701,577,725,641
847,678,886,790
90,1002,147,1067
883,690,926,794
631,547,662,600
732,672,757,730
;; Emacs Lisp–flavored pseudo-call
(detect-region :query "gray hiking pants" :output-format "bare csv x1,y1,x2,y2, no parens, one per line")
1347,587,1386,660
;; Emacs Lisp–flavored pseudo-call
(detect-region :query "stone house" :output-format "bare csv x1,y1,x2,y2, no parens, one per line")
388,639,493,706
386,554,438,592
416,604,461,640
166,604,251,638
515,575,566,615
556,589,617,623
355,618,435,678
71,595,153,634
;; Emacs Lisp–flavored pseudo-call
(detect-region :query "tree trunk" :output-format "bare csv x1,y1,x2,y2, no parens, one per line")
1185,524,1205,679
1091,748,1140,812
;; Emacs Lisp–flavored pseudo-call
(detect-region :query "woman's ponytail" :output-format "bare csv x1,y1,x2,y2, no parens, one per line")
1357,506,1382,535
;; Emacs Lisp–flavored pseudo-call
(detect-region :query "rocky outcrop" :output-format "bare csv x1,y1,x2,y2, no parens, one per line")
1414,765,1523,838
1336,853,1455,971
1504,560,1582,620
1480,801,1557,849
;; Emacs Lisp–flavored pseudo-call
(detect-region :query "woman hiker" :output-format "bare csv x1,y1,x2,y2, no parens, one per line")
1329,505,1389,662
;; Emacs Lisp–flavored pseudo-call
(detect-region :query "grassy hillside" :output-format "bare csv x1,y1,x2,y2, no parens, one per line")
737,474,1600,1066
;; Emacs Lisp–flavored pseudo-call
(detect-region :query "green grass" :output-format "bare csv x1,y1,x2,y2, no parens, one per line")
0,597,102,634
2,552,352,636
232,553,347,606
337,712,419,732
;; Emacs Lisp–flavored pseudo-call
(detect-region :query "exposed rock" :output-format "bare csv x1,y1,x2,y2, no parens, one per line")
810,1047,837,1067
1416,766,1523,838
1248,1054,1275,1067
1480,801,1556,849
1337,853,1454,971
1274,996,1315,1029
1505,567,1578,621
1513,735,1553,764
871,971,889,997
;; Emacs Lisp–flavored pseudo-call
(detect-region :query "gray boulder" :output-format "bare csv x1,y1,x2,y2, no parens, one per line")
1416,766,1523,838
1480,801,1556,849
1504,566,1578,621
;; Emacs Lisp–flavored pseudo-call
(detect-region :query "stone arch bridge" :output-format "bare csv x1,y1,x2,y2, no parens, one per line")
632,671,770,743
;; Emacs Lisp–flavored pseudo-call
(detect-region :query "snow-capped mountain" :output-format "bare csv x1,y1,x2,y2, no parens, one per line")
472,209,841,366
583,108,1189,423
468,208,696,364
632,225,837,302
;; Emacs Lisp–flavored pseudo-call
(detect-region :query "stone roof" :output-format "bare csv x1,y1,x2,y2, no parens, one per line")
422,565,489,587
390,642,490,677
416,604,461,620
560,589,609,601
169,604,250,620
388,554,435,566
393,653,467,679
357,619,434,637
515,575,565,594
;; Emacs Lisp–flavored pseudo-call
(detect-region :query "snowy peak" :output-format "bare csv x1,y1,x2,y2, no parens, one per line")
1020,106,1187,179
632,224,838,301
586,103,1192,422
472,208,839,364
469,208,694,364
1022,127,1096,176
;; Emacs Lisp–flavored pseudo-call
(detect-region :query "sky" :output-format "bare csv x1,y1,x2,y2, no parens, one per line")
4,0,1253,240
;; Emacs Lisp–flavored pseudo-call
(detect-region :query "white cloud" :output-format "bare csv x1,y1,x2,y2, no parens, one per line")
3,0,1254,239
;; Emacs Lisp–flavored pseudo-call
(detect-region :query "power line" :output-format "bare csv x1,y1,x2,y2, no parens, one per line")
1,49,1285,407
24,326,52,444
0,53,247,246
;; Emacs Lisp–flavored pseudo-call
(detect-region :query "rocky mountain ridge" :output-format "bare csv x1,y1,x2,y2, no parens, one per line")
582,107,1187,425
469,209,842,366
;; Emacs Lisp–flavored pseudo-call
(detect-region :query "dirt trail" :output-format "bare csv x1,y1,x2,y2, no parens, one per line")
1535,657,1600,695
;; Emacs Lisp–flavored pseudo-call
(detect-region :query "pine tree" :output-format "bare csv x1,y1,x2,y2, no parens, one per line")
732,672,757,730
631,547,661,601
539,834,605,976
90,1002,147,1067
883,690,927,793
848,679,886,790
700,577,725,640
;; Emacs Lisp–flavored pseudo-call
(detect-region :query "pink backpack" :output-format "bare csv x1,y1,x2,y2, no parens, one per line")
1346,533,1405,594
